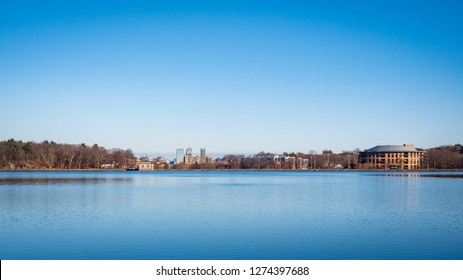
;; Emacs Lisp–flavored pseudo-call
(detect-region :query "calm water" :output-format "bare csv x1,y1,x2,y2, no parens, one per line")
0,171,462,260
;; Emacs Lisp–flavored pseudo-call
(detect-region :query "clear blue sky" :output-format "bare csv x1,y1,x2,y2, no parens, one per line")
1,0,462,155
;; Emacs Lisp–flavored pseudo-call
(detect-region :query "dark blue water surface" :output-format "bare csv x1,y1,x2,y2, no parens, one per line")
0,171,462,260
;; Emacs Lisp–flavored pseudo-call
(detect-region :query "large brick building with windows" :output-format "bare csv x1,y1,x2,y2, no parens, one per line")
358,144,425,170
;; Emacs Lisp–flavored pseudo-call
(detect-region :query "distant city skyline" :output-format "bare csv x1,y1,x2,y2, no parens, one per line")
1,1,462,154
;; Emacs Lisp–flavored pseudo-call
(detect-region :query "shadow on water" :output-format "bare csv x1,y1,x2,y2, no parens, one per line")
369,173,463,179
0,177,132,185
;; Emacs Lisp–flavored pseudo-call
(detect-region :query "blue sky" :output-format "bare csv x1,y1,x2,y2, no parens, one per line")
1,1,462,155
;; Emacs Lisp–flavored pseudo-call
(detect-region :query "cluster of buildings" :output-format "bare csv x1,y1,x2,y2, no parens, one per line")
135,146,213,171
272,155,297,169
137,156,170,171
175,147,214,165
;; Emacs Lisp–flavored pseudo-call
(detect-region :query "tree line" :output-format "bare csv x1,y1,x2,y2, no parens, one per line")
0,139,136,169
210,150,358,170
426,144,463,169
1,139,462,170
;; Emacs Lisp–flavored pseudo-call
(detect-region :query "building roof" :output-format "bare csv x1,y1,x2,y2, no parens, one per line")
365,145,420,153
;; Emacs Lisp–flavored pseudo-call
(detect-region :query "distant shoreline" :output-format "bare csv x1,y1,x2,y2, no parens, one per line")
1,169,463,172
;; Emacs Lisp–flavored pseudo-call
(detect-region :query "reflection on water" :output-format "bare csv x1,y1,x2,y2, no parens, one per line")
370,173,463,178
0,177,132,185
0,171,462,260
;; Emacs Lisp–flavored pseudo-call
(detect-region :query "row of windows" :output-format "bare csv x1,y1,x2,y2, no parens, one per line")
368,159,420,164
368,153,420,158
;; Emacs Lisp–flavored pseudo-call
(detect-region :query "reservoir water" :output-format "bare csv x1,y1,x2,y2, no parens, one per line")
0,171,462,260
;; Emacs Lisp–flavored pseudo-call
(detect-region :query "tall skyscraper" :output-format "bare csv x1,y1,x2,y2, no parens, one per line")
176,148,185,164
186,147,192,156
200,147,206,158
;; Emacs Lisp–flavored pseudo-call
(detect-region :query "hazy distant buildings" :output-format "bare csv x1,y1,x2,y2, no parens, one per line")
176,148,185,164
200,147,206,158
358,144,424,170
176,146,213,165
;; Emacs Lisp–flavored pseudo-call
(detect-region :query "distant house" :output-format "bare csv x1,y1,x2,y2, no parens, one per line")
154,157,170,165
138,162,154,171
298,158,309,170
358,144,424,170
100,163,115,169
334,163,343,169
274,155,296,169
